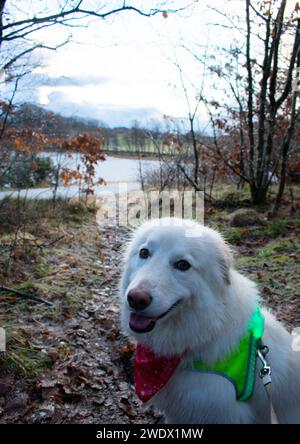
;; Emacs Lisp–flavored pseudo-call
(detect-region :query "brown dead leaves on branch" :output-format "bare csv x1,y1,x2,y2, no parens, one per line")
6,129,48,155
59,133,106,196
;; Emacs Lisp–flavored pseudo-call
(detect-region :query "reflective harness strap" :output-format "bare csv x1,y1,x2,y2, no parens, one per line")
191,307,264,401
191,307,280,424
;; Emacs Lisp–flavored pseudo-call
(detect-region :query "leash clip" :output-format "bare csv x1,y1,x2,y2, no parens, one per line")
257,350,271,378
257,343,271,384
257,342,279,424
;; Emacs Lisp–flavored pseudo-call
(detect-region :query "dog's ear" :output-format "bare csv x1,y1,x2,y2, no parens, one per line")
217,242,233,285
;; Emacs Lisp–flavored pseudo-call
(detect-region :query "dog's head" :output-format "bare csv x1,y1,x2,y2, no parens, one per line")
119,218,234,355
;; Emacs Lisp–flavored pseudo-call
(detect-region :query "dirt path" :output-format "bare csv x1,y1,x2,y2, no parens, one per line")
0,215,160,424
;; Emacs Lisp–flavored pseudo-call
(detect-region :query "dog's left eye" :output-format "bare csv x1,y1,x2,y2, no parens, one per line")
139,248,150,259
174,260,191,271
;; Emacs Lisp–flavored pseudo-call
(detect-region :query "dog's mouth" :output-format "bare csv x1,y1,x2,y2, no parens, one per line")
129,299,182,333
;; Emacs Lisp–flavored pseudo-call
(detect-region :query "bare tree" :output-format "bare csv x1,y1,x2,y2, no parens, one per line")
244,0,300,208
168,47,210,193
182,1,300,210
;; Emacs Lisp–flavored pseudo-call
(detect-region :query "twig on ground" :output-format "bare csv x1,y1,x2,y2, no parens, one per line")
38,235,66,249
0,285,53,306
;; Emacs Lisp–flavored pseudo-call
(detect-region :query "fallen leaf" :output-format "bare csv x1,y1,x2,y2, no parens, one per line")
262,286,272,295
63,308,74,319
118,397,136,417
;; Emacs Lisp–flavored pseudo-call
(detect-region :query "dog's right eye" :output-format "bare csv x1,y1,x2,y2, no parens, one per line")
174,260,191,271
139,248,150,259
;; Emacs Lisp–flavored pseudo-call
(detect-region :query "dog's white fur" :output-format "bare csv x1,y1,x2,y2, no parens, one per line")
119,218,300,424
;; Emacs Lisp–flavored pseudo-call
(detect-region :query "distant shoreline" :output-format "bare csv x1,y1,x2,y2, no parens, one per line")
102,150,171,161
41,147,173,162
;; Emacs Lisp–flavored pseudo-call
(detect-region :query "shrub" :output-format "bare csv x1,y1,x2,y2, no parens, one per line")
0,154,55,188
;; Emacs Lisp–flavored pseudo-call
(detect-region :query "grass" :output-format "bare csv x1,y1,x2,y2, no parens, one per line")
257,238,300,257
235,236,300,301
206,183,300,306
212,187,252,209
263,217,290,238
212,211,300,244
0,327,53,379
0,196,97,235
0,196,101,380
221,227,250,242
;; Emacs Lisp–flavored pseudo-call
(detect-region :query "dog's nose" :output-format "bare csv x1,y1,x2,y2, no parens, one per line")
127,288,152,311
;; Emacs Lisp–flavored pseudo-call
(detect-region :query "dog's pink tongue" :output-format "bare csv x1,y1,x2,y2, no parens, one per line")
130,313,154,330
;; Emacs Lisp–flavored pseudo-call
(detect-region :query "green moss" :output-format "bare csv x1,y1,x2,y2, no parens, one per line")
257,238,299,256
225,228,246,242
235,235,300,302
263,218,289,238
34,262,50,279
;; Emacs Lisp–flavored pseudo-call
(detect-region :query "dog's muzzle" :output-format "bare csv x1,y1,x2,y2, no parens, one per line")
129,299,182,333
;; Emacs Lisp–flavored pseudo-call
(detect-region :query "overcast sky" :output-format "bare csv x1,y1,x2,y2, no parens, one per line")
3,0,247,128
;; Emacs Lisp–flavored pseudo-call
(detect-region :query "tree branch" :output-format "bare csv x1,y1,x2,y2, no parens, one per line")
275,18,300,111
255,5,272,188
1,39,70,71
202,95,250,184
1,3,191,33
177,163,215,201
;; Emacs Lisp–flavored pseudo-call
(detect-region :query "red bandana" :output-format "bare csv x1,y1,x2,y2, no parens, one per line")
134,344,181,402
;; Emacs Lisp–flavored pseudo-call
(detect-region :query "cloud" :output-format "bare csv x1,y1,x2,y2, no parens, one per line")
29,73,108,87
43,91,163,127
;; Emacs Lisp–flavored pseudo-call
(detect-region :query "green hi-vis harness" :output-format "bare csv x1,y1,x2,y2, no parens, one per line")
191,307,264,401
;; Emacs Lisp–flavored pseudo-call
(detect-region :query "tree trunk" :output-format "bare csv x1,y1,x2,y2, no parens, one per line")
250,183,268,206
273,117,297,215
273,151,287,215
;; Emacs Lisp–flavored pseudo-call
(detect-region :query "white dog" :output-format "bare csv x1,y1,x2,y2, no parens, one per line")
119,218,300,424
